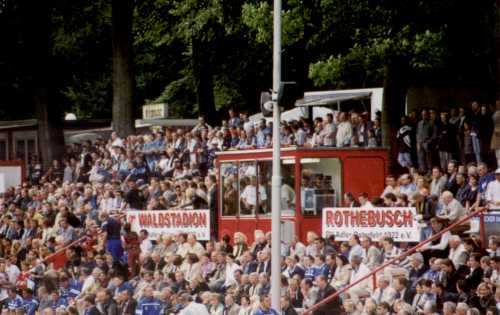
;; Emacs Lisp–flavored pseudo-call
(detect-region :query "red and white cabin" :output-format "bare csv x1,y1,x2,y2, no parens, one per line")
215,146,389,243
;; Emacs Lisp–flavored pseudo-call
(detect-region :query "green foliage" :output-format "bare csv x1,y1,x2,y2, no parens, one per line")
308,0,492,89
63,75,112,119
0,0,495,121
154,75,198,118
242,2,272,43
50,0,113,118
242,0,304,46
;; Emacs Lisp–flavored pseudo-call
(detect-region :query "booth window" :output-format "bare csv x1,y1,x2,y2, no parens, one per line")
300,158,340,216
0,139,6,160
220,162,238,216
281,159,296,215
239,161,259,215
257,160,296,216
220,160,296,217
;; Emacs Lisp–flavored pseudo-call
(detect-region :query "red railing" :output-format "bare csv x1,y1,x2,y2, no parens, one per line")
302,207,488,315
42,234,95,269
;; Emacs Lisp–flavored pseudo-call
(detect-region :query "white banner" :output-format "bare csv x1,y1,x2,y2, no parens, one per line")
322,207,420,242
126,209,211,240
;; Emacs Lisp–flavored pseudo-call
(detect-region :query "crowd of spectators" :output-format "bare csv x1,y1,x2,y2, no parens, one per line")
397,101,500,173
0,103,497,315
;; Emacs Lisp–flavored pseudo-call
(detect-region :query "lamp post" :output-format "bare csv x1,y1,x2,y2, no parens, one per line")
270,0,282,311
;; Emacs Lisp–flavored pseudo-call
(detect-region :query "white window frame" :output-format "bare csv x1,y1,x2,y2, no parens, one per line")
12,131,38,164
0,133,8,160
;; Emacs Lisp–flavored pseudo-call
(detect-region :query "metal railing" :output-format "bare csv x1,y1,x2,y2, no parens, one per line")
302,207,488,315
41,234,93,267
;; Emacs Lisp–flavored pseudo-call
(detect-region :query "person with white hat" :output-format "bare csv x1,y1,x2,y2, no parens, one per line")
485,168,500,209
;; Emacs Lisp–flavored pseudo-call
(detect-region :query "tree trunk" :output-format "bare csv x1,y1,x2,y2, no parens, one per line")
26,0,65,168
192,37,217,125
382,60,409,173
36,88,65,168
112,0,135,137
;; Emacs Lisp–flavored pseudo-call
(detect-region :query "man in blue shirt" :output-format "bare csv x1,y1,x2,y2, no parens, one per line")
478,162,495,196
228,109,241,128
50,290,69,311
21,288,38,315
111,274,134,297
313,255,330,278
256,119,267,148
6,288,23,311
253,294,279,315
68,277,83,299
136,286,163,315
100,211,123,262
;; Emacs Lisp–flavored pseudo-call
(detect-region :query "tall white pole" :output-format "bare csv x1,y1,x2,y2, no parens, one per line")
271,0,282,312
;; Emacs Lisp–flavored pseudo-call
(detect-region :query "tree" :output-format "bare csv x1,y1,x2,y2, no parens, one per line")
148,0,272,122
308,0,494,170
52,0,113,119
0,0,66,167
112,0,135,137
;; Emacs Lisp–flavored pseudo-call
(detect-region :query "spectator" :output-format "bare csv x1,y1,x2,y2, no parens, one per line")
416,109,436,172
0,106,498,315
253,294,279,315
485,168,500,209
348,255,372,303
281,295,298,315
492,101,500,167
360,236,382,270
336,112,352,148
438,191,466,228
396,116,414,170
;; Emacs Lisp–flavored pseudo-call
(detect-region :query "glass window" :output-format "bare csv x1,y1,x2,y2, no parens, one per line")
257,161,271,214
300,158,341,216
16,140,25,161
239,161,258,215
281,160,296,215
256,160,296,216
0,140,6,160
220,162,238,216
27,139,36,157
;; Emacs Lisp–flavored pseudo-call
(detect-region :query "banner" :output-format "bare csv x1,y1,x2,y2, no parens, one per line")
322,207,420,242
126,209,211,240
483,211,500,240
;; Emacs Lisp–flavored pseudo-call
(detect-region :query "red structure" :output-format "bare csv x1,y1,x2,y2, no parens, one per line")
215,147,389,243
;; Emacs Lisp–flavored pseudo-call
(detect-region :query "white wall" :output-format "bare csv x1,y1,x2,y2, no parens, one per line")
0,166,22,193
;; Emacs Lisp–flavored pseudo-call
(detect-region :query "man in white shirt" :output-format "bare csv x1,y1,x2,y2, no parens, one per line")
438,191,466,224
348,255,372,303
5,258,19,285
289,236,306,259
242,114,254,135
358,192,374,208
240,176,267,213
361,236,382,270
348,235,364,263
371,275,397,306
421,218,450,253
139,230,153,255
281,183,295,212
381,175,398,198
448,235,468,270
399,174,417,198
485,168,500,209
182,234,206,258
322,113,336,146
336,112,352,147
110,131,124,148
178,293,210,315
